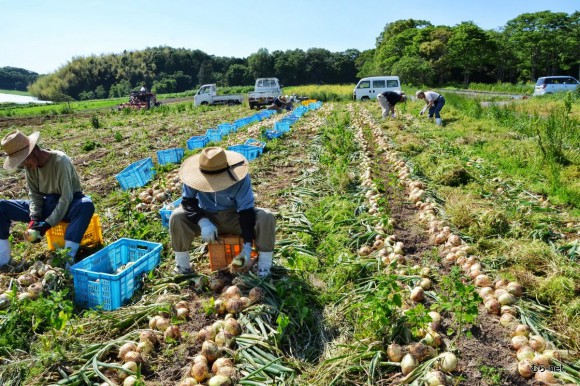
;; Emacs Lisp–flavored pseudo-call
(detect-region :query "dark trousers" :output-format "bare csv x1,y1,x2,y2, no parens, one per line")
0,193,95,242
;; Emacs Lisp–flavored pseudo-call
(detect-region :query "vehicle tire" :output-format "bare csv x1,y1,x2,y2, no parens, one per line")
361,96,370,101
201,102,209,106
227,101,235,106
249,102,256,110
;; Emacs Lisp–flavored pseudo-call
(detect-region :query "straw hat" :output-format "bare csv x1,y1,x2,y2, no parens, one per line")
278,95,288,104
179,147,249,192
1,130,40,170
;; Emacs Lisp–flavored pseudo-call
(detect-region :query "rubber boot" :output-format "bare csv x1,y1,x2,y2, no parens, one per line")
257,251,273,278
64,240,80,270
436,118,442,125
0,239,11,267
174,251,192,274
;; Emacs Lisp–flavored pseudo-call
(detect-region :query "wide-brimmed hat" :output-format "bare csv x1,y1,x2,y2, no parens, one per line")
278,95,288,104
2,130,40,170
179,147,249,192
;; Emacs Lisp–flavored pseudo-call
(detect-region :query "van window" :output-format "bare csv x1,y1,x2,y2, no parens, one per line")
373,80,386,88
357,81,371,89
387,80,399,88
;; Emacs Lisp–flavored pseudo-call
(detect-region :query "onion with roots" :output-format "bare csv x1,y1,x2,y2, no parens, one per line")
226,298,244,314
215,330,235,348
164,325,181,342
224,285,242,299
401,354,419,376
511,324,530,338
217,366,236,378
248,287,265,303
176,307,189,320
474,274,491,287
139,330,158,345
484,298,501,315
208,277,226,292
190,362,209,382
408,342,435,362
410,287,425,302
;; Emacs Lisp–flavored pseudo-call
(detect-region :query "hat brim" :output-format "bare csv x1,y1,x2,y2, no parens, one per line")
179,150,249,192
3,131,40,170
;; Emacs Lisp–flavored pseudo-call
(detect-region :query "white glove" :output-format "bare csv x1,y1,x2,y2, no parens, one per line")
198,218,218,243
391,113,396,118
231,243,254,273
419,107,427,116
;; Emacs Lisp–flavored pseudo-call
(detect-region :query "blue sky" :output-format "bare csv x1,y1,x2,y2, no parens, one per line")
1,0,578,74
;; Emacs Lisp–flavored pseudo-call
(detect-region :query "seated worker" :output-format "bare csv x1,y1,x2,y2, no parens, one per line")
169,147,276,277
377,91,406,119
0,130,95,268
266,95,292,112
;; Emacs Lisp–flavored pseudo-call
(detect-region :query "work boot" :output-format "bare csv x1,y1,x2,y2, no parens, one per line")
435,118,442,126
174,251,193,274
257,251,273,278
0,239,11,268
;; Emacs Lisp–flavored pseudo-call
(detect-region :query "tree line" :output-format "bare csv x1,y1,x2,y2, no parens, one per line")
12,11,580,101
0,67,39,91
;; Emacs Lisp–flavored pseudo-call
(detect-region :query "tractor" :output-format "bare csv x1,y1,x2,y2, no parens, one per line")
118,90,161,110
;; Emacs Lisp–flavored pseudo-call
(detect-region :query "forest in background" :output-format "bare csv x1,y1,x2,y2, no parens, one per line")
1,10,579,102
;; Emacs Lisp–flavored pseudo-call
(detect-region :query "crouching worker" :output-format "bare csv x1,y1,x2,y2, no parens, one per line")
0,130,95,268
377,91,407,119
266,95,292,112
169,147,276,278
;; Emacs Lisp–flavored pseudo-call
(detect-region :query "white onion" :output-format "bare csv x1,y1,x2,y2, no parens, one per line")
438,352,457,372
164,325,181,342
532,353,550,367
401,353,419,376
511,324,530,338
139,330,158,345
419,278,432,290
484,298,500,315
123,376,138,386
506,282,523,297
123,351,143,364
178,378,199,386
217,366,236,378
497,292,516,306
499,313,517,327
410,287,425,302
428,311,441,326
207,375,232,386
478,287,494,298
201,340,220,362
424,370,447,386
118,361,138,380
534,370,556,383
136,340,154,354
474,275,491,287
155,317,170,332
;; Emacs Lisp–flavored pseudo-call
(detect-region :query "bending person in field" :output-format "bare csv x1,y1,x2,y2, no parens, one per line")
416,90,446,125
266,95,293,112
377,91,407,119
0,130,95,269
169,147,276,277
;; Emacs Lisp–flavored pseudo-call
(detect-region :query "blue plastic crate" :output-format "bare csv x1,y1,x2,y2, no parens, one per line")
217,123,234,136
228,145,261,161
156,148,184,165
244,138,266,154
205,129,222,143
70,238,163,311
265,129,284,140
159,197,182,228
116,157,156,191
274,121,291,133
187,135,209,150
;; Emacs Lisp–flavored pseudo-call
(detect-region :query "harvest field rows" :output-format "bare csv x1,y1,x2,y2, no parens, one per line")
0,93,578,386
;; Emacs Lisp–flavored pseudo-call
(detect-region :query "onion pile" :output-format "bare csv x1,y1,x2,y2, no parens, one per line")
0,261,60,304
133,170,181,212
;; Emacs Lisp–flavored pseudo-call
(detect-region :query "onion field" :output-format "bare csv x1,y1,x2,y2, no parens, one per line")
0,93,578,386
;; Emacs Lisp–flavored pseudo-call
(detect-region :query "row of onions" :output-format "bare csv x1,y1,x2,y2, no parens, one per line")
95,283,264,386
347,104,458,385
357,104,578,385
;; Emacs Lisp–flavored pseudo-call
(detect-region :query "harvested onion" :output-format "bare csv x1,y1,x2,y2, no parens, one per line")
401,353,419,376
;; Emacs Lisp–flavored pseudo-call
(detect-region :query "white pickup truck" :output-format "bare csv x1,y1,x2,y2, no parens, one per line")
193,84,244,106
248,77,282,109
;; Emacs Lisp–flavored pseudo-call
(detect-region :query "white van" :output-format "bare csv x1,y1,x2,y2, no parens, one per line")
353,76,401,101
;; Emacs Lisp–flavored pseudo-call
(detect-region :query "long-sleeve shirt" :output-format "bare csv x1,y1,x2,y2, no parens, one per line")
25,150,82,226
182,174,254,213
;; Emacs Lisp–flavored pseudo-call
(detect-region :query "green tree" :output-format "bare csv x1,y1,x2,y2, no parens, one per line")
447,22,497,84
247,48,275,78
224,64,251,86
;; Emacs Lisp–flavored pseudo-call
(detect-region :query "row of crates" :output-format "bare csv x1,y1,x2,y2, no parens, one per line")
115,110,274,191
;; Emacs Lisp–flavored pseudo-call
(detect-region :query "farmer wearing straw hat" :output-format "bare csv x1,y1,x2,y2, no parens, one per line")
169,147,276,277
266,95,292,112
0,130,95,268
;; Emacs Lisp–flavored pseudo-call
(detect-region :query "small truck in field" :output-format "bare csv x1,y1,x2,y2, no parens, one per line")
194,84,244,106
248,77,282,109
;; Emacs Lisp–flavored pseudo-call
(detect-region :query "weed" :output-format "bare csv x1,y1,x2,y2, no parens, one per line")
437,266,480,342
114,131,122,141
81,139,100,152
479,365,504,385
91,114,100,129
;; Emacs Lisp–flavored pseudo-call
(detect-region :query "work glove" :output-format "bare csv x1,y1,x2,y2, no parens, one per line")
30,221,51,236
230,243,254,273
198,218,218,243
419,107,427,116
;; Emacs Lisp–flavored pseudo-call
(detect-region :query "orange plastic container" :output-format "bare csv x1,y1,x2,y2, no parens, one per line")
208,235,257,271
46,214,104,251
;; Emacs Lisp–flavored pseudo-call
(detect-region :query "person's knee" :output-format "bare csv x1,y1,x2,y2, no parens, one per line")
256,209,276,228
